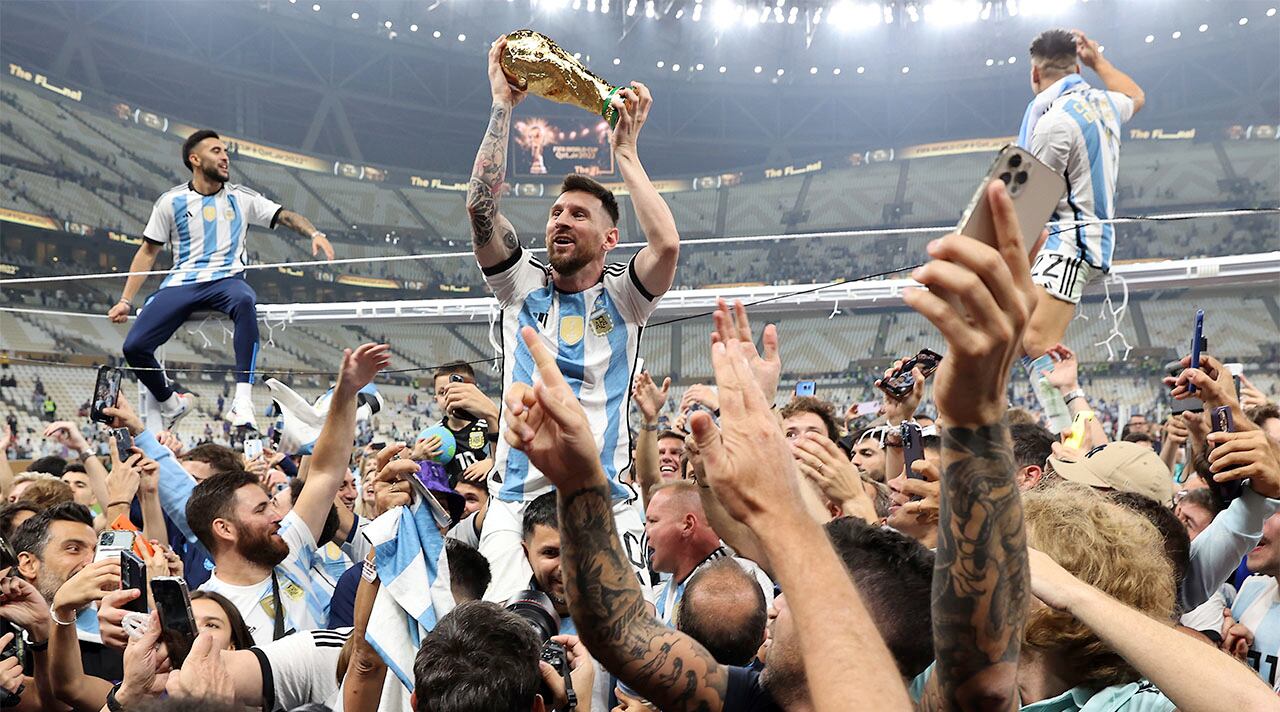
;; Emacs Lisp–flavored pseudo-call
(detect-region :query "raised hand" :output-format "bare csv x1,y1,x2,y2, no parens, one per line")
51,559,121,618
1072,29,1102,70
632,371,670,423
116,611,167,707
372,442,415,511
166,631,234,702
711,299,781,402
793,432,877,523
337,343,391,395
504,327,601,488
312,232,335,261
1206,429,1280,498
1040,343,1080,393
0,636,21,694
488,36,528,107
97,588,143,651
903,180,1038,428
1220,609,1254,661
1238,374,1270,410
105,451,144,505
689,335,804,527
43,420,90,452
102,391,145,436
609,82,652,157
1165,353,1240,412
876,357,925,423
0,572,52,632
443,381,500,422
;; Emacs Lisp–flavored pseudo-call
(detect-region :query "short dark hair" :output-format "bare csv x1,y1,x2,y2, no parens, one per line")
181,443,243,477
1029,29,1079,76
1177,487,1220,516
560,174,620,225
1010,423,1055,471
521,491,559,541
825,516,935,678
182,129,221,171
27,456,67,477
186,471,261,554
921,434,941,453
413,601,542,712
779,397,841,443
1109,491,1190,592
189,591,254,651
433,361,476,384
446,539,492,602
678,558,767,666
62,462,86,474
1122,431,1156,446
1247,403,1280,428
0,501,39,540
11,502,94,559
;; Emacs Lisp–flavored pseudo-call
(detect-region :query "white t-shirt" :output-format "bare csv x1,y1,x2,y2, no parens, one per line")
144,181,281,289
252,627,353,711
200,510,334,646
483,247,660,502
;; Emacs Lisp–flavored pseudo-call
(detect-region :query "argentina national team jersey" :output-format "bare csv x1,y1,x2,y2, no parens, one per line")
144,182,282,289
1230,575,1280,690
484,247,659,502
1030,83,1134,271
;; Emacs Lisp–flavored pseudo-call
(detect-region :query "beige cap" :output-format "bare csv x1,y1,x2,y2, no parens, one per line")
1047,441,1175,504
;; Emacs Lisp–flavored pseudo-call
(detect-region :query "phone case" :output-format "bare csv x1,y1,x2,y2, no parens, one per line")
957,145,1066,251
90,366,121,425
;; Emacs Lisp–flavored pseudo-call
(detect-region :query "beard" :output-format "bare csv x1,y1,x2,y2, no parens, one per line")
236,525,290,569
761,632,807,706
546,235,598,277
201,162,227,184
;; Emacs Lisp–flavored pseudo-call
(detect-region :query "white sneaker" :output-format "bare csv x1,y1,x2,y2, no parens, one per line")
225,396,259,431
161,393,194,430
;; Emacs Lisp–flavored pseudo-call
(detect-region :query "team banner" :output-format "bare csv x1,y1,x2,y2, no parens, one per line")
899,136,1014,159
0,207,59,230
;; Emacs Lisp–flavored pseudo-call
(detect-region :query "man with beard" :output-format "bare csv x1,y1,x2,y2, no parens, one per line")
466,37,680,601
9,502,123,680
108,129,335,431
187,343,390,645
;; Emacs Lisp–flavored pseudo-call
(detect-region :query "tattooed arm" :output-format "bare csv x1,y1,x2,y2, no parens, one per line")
902,180,1040,712
918,424,1027,712
469,37,526,270
275,210,335,260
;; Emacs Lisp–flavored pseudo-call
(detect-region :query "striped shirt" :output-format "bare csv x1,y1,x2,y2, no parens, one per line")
200,510,334,646
1230,575,1280,690
144,182,281,289
484,247,659,502
656,548,775,627
1031,83,1134,271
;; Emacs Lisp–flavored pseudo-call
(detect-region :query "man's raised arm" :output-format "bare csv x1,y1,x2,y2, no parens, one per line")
467,37,527,270
504,327,730,712
610,83,680,297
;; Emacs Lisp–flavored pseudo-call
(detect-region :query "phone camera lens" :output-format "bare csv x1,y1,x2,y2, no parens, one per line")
1007,153,1023,168
1015,171,1028,184
998,172,1013,185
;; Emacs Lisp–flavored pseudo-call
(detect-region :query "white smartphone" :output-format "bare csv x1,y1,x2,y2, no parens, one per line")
94,530,136,563
957,145,1066,251
243,438,264,461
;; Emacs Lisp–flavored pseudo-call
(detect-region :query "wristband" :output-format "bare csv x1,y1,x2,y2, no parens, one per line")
108,500,131,509
361,557,379,583
639,422,660,432
105,682,126,712
310,230,325,239
1063,388,1087,405
50,605,77,627
117,298,132,308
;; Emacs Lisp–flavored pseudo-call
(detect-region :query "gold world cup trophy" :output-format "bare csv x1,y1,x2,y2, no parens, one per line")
500,29,625,129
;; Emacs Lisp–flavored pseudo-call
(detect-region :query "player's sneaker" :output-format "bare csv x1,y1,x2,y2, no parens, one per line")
160,392,194,430
225,396,259,431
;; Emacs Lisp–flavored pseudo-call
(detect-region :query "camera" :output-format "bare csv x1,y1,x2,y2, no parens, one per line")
506,589,576,709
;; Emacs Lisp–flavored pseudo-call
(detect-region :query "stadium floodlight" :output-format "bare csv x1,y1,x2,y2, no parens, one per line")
1198,23,1208,32
810,66,818,74
744,6,759,23
601,0,610,13
1007,55,1016,63
828,2,882,31
692,3,703,20
696,62,705,70
719,65,727,73
613,57,622,64
458,33,466,41
1144,34,1154,43
923,1,982,25
384,20,392,28
1268,8,1276,17
901,65,909,73
350,11,359,19
788,6,798,23
710,0,740,28
1238,17,1248,26
676,8,685,18
573,0,582,10
672,63,681,71
410,24,418,31
985,58,994,66
1171,30,1181,39
311,3,320,11
856,65,865,73
433,30,442,38
776,68,785,76
657,60,665,67
646,0,656,19
833,67,841,75
753,65,763,73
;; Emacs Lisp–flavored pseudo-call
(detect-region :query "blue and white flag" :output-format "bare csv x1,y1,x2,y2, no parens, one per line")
363,496,455,695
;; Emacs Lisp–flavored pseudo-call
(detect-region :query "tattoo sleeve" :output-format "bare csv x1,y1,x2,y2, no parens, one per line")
924,423,1027,712
559,485,729,712
277,210,319,239
466,104,519,255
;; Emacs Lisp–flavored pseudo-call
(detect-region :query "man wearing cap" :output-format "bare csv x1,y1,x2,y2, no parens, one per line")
1044,440,1280,610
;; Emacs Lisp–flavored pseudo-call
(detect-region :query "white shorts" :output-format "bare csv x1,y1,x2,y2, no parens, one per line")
478,495,654,604
1030,250,1100,304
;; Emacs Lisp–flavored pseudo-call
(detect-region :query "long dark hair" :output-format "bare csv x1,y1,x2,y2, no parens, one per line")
190,590,254,651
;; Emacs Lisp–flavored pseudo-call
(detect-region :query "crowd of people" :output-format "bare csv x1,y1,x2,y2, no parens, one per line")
0,25,1278,712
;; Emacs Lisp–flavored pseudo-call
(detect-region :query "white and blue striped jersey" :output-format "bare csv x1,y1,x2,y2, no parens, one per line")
484,247,659,502
1030,84,1134,271
1230,575,1280,690
144,182,281,289
199,510,334,646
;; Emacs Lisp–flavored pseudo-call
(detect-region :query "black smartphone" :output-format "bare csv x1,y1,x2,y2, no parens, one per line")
1208,405,1244,504
111,427,134,461
90,366,122,425
120,550,147,614
902,423,925,480
151,576,197,668
448,372,477,421
879,349,943,399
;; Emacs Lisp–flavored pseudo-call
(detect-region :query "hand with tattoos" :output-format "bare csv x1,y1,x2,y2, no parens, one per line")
466,37,526,270
904,179,1037,712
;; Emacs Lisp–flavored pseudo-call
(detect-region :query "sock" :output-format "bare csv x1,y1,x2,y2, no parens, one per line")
161,392,182,413
235,383,252,401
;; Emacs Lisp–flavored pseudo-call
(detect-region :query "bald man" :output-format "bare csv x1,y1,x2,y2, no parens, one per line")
677,557,769,666
644,481,773,624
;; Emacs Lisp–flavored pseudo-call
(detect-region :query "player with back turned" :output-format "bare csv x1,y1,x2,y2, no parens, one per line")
108,130,335,431
465,36,681,602
1018,30,1145,367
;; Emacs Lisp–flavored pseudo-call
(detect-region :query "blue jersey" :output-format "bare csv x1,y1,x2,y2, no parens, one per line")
483,247,659,502
144,182,282,289
1230,575,1280,690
